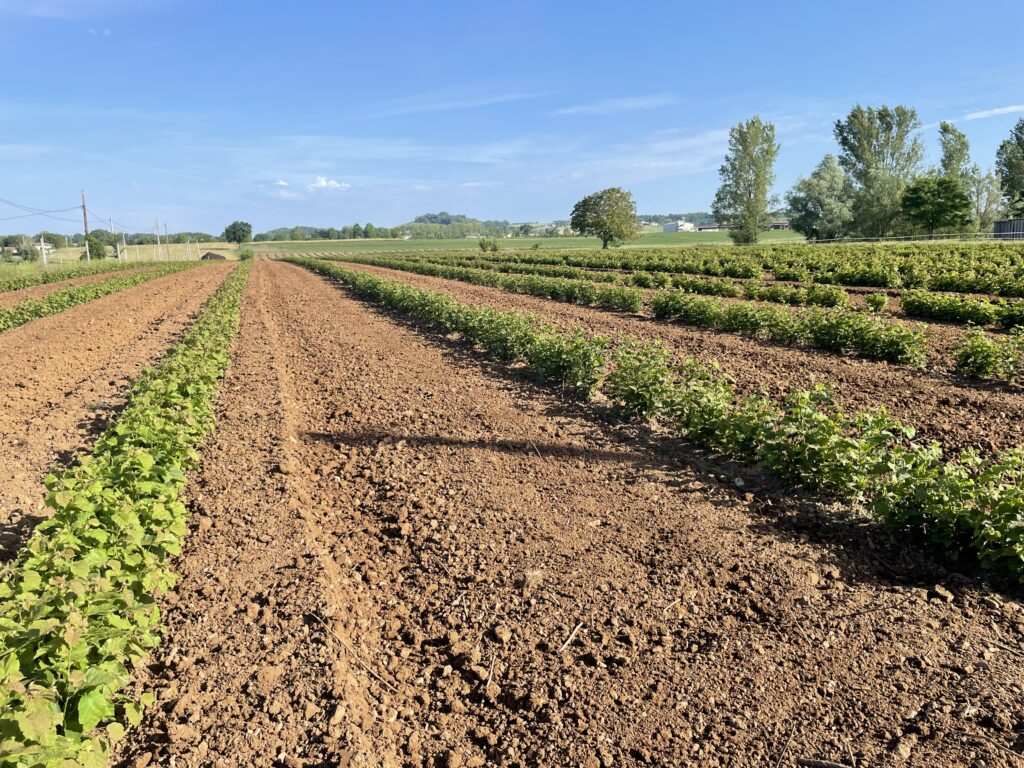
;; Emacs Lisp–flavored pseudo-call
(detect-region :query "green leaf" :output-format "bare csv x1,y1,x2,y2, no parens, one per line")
77,689,115,733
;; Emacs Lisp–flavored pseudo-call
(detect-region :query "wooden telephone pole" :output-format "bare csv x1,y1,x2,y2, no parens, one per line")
81,189,91,262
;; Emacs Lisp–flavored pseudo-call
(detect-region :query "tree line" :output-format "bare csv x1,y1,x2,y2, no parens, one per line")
720,106,1022,244
569,106,1024,247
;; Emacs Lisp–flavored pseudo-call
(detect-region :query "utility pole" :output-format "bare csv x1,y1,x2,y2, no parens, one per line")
109,217,120,261
121,232,127,263
81,189,90,262
39,235,47,268
164,223,169,260
155,218,161,263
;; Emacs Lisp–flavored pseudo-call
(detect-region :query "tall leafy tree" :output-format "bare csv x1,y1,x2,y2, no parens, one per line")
569,187,639,248
970,170,1002,232
222,220,253,243
711,116,779,245
938,121,972,190
785,154,854,240
996,118,1024,217
901,176,972,233
834,105,923,236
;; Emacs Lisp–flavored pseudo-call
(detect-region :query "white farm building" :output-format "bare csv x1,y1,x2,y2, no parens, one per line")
662,221,696,233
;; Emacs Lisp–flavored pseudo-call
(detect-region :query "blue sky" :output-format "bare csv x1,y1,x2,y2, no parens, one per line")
2,0,1023,234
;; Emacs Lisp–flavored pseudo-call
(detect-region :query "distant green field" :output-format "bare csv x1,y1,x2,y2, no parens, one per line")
254,229,804,254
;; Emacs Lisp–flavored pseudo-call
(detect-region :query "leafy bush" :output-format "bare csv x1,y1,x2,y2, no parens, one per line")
238,246,255,261
865,293,888,313
604,340,676,420
954,328,1024,381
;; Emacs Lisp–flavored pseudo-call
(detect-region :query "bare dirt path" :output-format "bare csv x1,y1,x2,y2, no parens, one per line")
0,262,233,559
119,261,1023,767
332,261,1024,455
0,266,154,308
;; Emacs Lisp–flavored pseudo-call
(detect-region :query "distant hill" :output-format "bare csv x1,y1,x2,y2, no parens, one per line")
403,212,511,239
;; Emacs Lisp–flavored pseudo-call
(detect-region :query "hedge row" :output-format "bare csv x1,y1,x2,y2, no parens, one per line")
0,262,200,334
651,290,928,365
415,241,1024,296
0,262,251,767
0,260,153,295
289,256,1023,584
321,254,644,313
901,290,1024,328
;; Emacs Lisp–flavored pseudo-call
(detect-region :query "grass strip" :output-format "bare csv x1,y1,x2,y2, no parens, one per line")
290,256,1023,585
0,261,154,295
0,262,203,334
0,262,251,767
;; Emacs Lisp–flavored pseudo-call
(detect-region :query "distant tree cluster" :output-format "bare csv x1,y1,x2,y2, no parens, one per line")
782,107,1016,241
253,224,402,241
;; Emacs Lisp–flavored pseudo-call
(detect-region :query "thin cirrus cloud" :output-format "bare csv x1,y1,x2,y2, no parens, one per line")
308,176,350,190
552,94,676,116
963,104,1024,121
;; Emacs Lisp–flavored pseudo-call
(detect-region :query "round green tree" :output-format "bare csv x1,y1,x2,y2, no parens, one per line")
570,187,639,249
222,220,253,244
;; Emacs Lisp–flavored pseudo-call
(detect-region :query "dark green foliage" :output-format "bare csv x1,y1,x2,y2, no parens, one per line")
221,220,253,244
901,176,972,233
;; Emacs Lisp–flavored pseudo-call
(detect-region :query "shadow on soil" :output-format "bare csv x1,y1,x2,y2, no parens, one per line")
296,273,1021,601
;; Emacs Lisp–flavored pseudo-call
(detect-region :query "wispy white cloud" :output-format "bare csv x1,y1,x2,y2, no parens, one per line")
273,179,289,187
552,94,675,116
963,104,1024,121
308,175,350,190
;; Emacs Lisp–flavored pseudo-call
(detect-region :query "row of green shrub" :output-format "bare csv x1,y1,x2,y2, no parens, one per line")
0,262,200,334
321,254,644,313
901,290,1024,328
954,328,1024,381
410,241,1024,296
651,290,928,365
0,260,153,295
0,263,251,767
290,256,1023,584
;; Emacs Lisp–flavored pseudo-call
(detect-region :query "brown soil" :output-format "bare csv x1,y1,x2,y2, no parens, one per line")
0,263,234,559
330,261,1024,456
117,262,1024,768
0,267,155,309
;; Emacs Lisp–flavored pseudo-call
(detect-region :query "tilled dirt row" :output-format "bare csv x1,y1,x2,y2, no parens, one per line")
0,262,234,560
326,260,1024,455
120,261,1023,767
0,266,155,309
